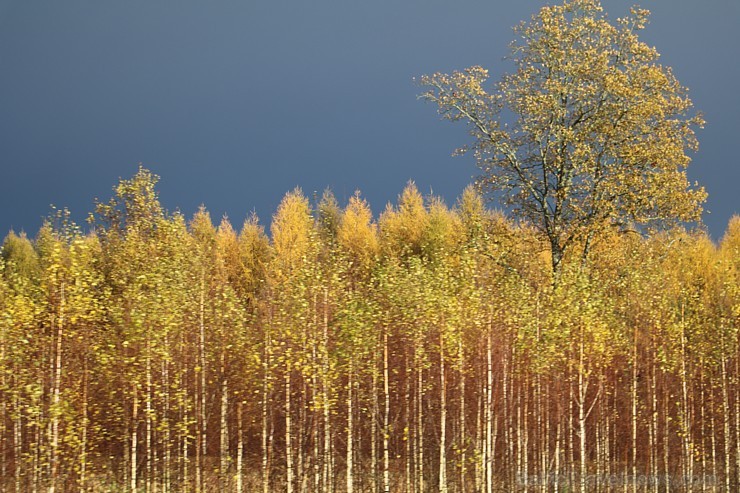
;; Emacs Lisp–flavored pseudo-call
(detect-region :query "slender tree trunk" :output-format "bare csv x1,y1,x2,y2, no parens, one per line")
523,374,529,490
536,372,544,493
416,362,424,492
236,401,243,493
323,381,332,493
262,322,272,493
610,368,616,492
492,381,500,493
578,327,587,493
458,337,466,493
346,363,354,493
80,361,88,491
34,401,40,493
595,411,602,493
371,368,378,493
181,372,189,492
551,240,564,284
14,392,21,493
663,376,670,493
48,280,64,493
503,347,513,487
297,380,305,493
163,355,171,493
578,381,586,493
311,293,319,493
286,368,293,493
195,378,201,490
555,411,561,493
198,273,207,493
722,359,731,492
311,364,320,493
0,342,5,493
709,378,716,493
699,368,707,493
680,306,693,493
439,330,447,493
220,377,229,485
146,338,152,493
475,376,482,493
485,331,493,493
650,347,659,486
516,375,523,488
322,287,333,493
413,354,420,493
568,365,575,492
382,332,390,493
405,352,412,493
131,385,139,493
31,404,44,493
735,353,740,489
631,325,638,493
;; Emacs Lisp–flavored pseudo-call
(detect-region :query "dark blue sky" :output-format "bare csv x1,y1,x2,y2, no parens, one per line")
1,0,737,240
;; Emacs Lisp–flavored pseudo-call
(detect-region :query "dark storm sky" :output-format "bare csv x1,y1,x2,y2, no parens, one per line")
1,0,737,240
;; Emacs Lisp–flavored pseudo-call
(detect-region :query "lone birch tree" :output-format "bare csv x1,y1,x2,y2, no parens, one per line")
419,0,705,276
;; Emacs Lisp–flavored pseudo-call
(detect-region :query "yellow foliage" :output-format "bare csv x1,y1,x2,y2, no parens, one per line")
337,192,378,272
420,0,706,275
270,189,313,280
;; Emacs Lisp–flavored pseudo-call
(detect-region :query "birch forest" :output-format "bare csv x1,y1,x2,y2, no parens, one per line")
0,168,738,492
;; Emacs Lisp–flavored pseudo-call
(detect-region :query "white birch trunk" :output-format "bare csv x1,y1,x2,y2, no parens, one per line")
262,322,271,493
485,332,493,493
458,337,466,493
198,273,207,493
80,365,88,491
346,365,354,493
322,287,333,493
49,280,64,493
680,307,693,493
382,332,390,493
286,369,293,493
416,364,424,492
578,329,586,493
15,393,22,493
650,353,658,485
721,359,731,492
131,386,139,493
475,379,482,493
631,328,637,493
371,368,378,493
236,401,243,493
555,415,561,493
146,339,152,493
220,378,229,484
438,331,447,493
735,354,740,489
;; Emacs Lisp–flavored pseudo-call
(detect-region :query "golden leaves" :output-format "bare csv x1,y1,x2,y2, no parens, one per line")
338,191,378,272
271,188,313,280
419,0,705,274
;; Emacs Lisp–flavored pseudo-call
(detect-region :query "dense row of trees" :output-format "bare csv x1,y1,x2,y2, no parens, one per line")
0,3,731,490
0,168,737,492
0,1,729,491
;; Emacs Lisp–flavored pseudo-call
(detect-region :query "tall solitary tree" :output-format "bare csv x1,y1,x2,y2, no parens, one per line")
419,0,705,276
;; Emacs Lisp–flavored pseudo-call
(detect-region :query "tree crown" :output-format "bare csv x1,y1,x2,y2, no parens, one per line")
420,0,705,274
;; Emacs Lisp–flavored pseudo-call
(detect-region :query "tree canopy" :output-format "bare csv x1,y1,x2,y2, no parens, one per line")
419,0,706,274
0,168,737,492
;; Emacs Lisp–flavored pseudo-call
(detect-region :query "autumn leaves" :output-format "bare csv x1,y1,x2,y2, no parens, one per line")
1,168,738,491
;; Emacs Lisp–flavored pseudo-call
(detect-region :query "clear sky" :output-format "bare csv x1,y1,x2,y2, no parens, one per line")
1,0,737,240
